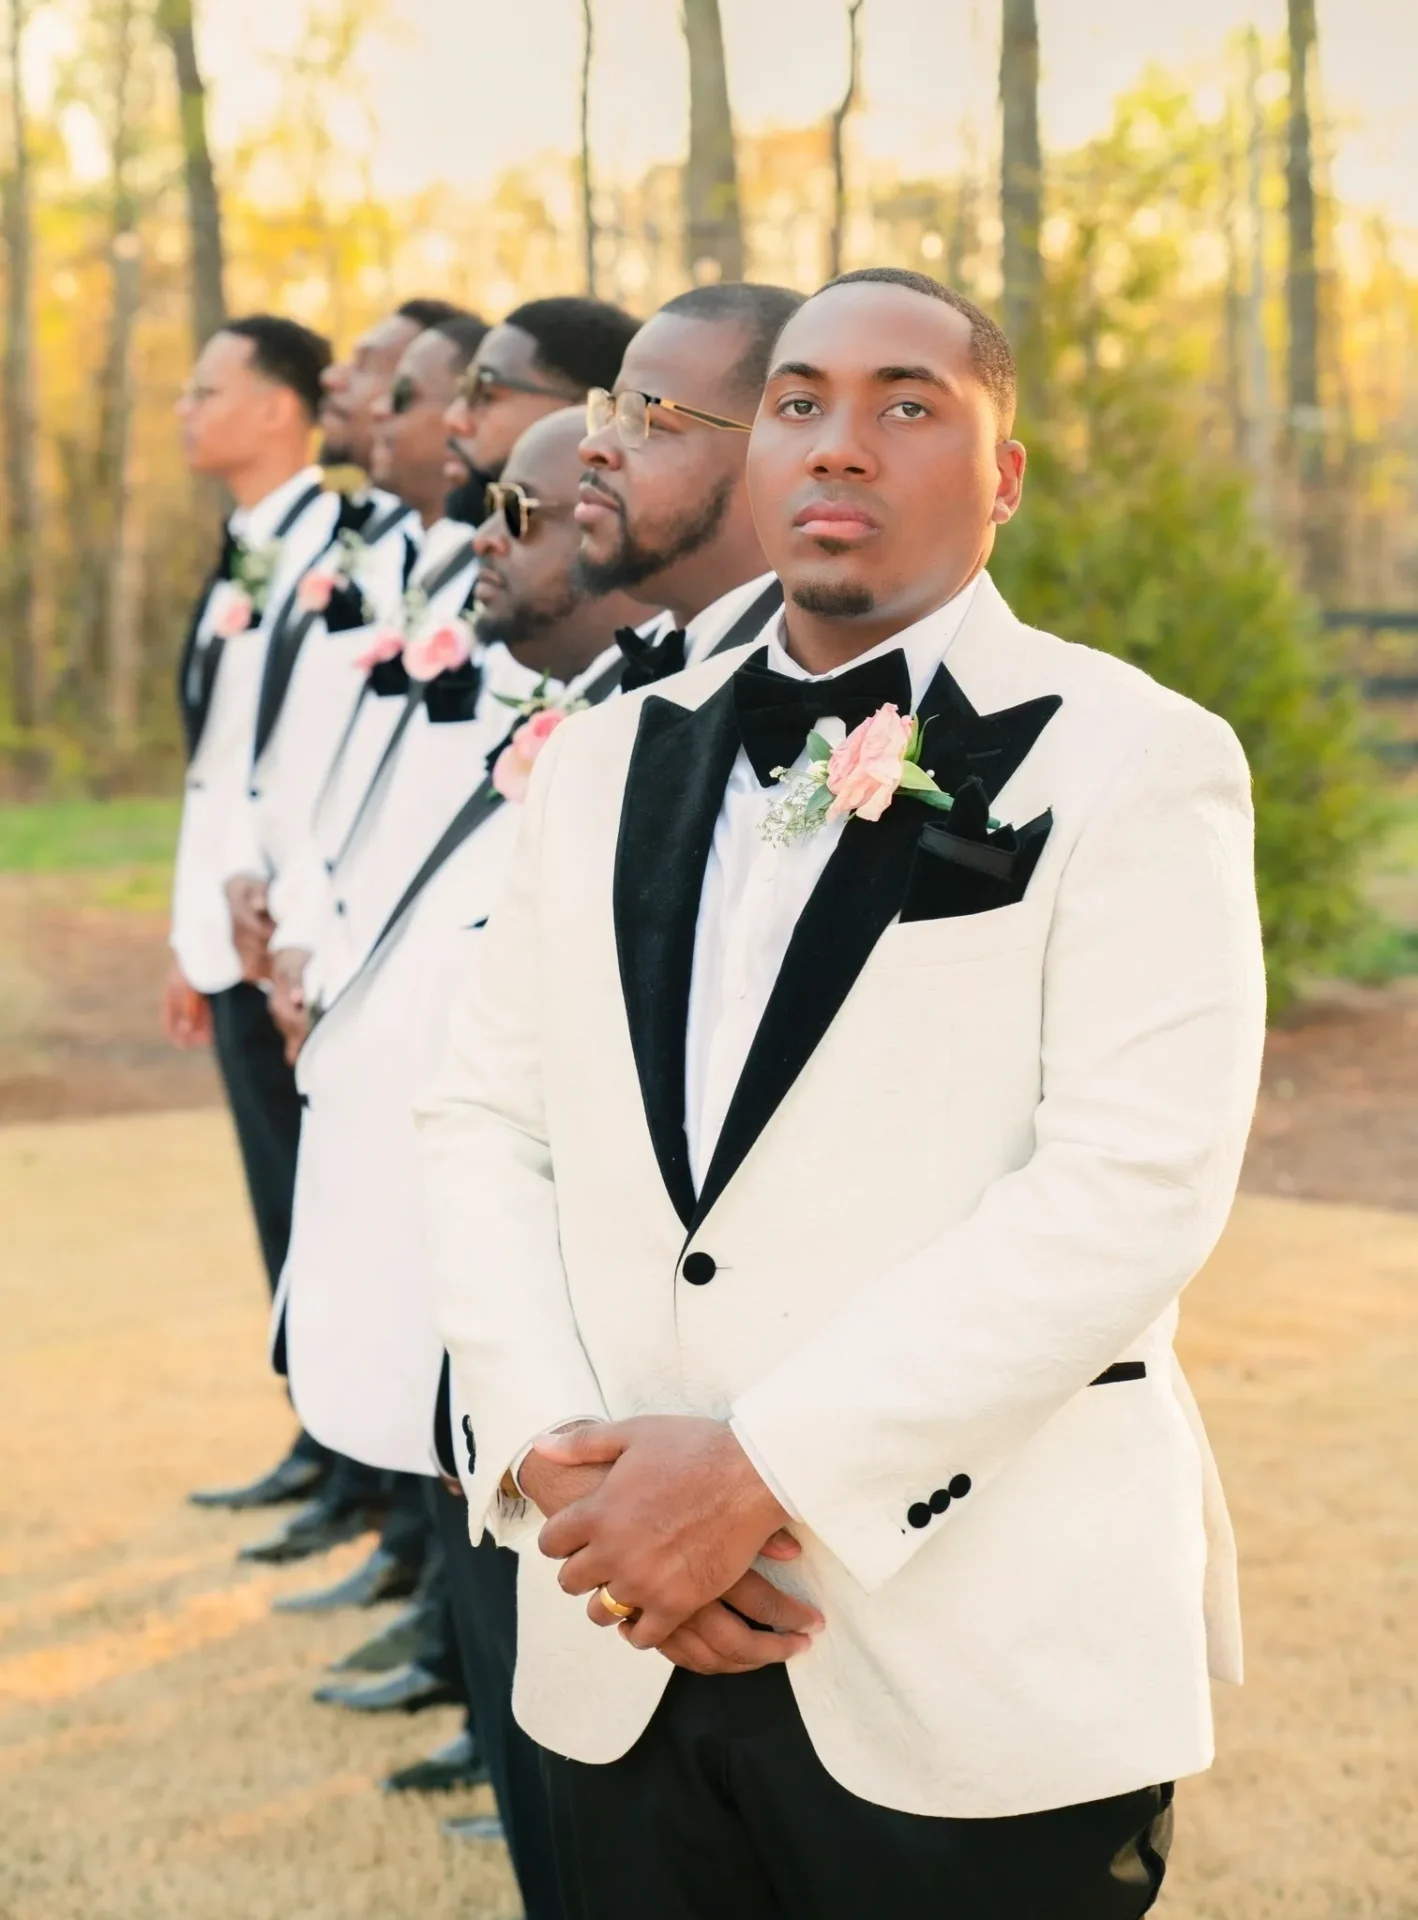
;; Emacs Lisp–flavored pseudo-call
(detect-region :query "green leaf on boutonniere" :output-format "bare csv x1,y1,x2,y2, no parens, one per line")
806,782,834,819
807,730,833,763
896,759,940,793
911,788,956,811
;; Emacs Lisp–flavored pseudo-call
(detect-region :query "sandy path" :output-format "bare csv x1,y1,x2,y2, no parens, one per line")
1,1111,1414,1918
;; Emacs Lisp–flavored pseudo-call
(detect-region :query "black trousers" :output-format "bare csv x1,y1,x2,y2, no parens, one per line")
429,1485,566,1920
540,1665,1173,1920
208,982,303,1296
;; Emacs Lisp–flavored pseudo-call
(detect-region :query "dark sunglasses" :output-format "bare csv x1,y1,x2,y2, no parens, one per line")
483,481,543,540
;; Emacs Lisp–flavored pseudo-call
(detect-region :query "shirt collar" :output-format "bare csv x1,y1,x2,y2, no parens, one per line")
684,571,778,662
228,464,324,548
764,571,984,710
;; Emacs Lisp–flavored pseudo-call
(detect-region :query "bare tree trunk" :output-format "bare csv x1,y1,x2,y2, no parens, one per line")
1,0,40,734
682,0,743,283
826,0,863,281
1244,29,1273,525
102,230,143,748
156,0,225,353
1286,0,1325,586
999,0,1042,381
579,0,596,295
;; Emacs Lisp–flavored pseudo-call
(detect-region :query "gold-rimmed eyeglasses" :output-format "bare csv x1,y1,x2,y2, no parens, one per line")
586,386,754,449
482,480,542,541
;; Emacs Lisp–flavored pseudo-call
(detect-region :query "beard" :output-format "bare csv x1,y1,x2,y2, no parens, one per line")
473,579,582,650
791,578,877,618
574,473,734,595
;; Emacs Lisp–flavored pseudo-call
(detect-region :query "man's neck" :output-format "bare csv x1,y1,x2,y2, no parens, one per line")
225,449,310,513
640,535,768,630
779,559,985,677
505,590,645,684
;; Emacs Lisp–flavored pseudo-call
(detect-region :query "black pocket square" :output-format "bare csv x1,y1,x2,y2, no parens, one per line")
899,778,1053,923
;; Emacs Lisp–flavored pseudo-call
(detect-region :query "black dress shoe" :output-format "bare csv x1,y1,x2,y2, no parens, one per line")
326,1596,430,1673
272,1545,422,1614
190,1447,330,1511
237,1493,376,1566
312,1661,461,1714
383,1728,489,1793
443,1814,505,1843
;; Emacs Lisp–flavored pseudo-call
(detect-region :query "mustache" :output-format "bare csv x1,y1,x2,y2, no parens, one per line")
579,471,625,516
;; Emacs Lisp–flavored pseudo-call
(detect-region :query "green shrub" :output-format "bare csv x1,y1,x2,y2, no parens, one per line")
993,441,1378,1011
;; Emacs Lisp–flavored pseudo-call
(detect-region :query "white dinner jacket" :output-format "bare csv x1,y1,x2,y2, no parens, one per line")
416,573,1266,1821
300,527,492,1005
276,800,523,1476
265,521,416,955
170,470,337,992
275,644,625,1478
223,490,412,895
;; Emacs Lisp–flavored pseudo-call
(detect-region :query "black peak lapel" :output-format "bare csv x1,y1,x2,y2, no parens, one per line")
691,663,1062,1230
614,679,744,1228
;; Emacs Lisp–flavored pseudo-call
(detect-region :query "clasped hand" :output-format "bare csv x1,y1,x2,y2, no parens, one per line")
523,1415,823,1676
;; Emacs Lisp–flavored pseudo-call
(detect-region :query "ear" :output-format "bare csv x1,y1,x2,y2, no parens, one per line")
991,440,1027,525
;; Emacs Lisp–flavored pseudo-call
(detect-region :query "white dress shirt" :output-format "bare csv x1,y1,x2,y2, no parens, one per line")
170,465,333,992
684,573,981,1192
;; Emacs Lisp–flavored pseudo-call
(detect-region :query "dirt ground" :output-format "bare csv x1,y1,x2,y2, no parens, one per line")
1,1111,1415,1920
3,869,1417,1210
2,872,1417,1917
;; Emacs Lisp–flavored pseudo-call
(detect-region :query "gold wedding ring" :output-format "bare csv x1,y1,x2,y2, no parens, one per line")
597,1585,638,1620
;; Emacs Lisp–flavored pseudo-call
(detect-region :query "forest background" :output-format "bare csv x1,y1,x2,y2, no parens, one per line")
1,0,1416,1004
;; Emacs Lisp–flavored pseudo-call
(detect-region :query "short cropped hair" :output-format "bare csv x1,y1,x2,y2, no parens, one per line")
502,297,641,396
818,268,1017,429
397,297,472,330
433,311,491,369
657,282,806,405
222,314,332,420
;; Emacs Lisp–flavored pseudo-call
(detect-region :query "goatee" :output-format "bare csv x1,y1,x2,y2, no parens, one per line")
791,579,876,618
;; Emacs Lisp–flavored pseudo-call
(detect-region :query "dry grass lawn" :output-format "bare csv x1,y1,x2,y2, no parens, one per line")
1,1110,1415,1919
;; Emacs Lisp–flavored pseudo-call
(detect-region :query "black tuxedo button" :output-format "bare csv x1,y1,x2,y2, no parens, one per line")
248,786,261,801
681,1252,716,1286
948,1473,972,1500
335,899,347,916
460,1415,475,1471
929,1488,951,1515
907,1501,933,1529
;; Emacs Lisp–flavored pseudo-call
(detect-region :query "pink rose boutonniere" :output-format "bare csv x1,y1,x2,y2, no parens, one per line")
488,676,591,803
491,707,570,803
210,582,256,639
296,565,339,614
404,614,473,682
352,625,406,673
761,703,998,847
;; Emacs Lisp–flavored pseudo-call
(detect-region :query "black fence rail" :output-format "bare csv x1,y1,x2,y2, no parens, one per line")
1324,611,1418,766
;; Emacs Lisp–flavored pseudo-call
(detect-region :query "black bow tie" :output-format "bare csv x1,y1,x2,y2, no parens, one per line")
615,625,688,692
731,647,914,786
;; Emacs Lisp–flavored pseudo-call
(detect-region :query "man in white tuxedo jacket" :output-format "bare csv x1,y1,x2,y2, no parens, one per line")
165,316,335,1329
280,410,646,1920
419,269,1265,1918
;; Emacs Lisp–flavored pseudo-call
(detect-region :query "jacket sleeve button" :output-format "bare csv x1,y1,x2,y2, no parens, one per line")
929,1488,951,1514
681,1252,717,1285
948,1473,972,1500
907,1501,933,1530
